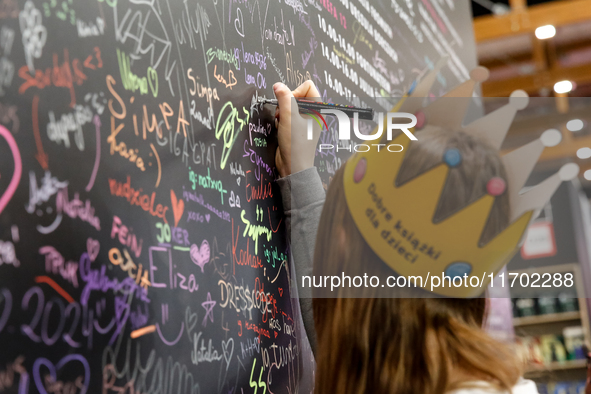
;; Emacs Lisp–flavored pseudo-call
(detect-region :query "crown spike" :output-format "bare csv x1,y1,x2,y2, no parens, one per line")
510,163,579,222
503,129,562,199
398,56,449,114
465,90,529,149
421,66,490,129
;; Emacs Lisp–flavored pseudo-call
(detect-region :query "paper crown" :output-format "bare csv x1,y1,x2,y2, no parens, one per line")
343,61,580,297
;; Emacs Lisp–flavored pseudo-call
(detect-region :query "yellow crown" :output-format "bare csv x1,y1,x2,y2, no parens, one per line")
343,61,579,297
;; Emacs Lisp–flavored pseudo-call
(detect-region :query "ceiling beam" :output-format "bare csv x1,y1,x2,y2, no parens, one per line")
482,63,591,97
474,0,591,43
480,39,591,69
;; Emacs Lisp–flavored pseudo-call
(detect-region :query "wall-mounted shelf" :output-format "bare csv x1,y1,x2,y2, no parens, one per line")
513,311,581,327
509,263,590,344
525,359,588,376
510,263,590,384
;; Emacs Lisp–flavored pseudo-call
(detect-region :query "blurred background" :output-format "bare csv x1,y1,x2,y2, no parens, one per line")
473,0,591,179
471,2,591,393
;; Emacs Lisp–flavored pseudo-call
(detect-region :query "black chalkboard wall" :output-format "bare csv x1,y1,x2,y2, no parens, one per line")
0,0,476,392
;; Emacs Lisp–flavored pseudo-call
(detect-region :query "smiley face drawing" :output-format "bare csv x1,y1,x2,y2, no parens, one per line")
25,170,68,234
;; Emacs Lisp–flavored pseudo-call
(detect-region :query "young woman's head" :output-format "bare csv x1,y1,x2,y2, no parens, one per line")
312,127,522,394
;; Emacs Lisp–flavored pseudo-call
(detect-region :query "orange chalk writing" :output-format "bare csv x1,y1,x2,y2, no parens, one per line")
108,176,169,223
18,48,102,107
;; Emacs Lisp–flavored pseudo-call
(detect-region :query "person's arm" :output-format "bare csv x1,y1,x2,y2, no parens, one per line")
273,81,323,355
277,167,325,355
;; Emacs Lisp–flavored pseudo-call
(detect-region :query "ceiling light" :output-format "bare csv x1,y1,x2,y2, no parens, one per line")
576,147,591,159
491,3,510,15
535,25,556,39
566,119,584,132
554,80,573,94
585,170,591,180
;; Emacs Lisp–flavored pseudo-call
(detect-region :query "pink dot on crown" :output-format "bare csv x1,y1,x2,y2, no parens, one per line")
353,158,367,183
487,177,506,196
414,110,426,130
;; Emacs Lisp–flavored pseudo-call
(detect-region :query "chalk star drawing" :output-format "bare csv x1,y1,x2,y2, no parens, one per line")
202,292,216,327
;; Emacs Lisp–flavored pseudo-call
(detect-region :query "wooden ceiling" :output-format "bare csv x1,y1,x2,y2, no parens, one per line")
474,0,591,97
473,0,591,179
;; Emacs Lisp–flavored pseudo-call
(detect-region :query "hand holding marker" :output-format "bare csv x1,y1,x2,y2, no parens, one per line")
259,67,424,135
258,97,375,120
266,80,412,177
259,96,374,145
269,81,331,178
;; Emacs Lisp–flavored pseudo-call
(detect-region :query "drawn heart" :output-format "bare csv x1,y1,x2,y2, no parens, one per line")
278,287,283,297
221,338,234,369
185,306,198,339
147,67,158,97
33,354,90,394
274,331,278,338
170,190,185,227
86,238,100,262
205,214,210,223
0,125,22,216
190,240,210,272
236,177,240,186
234,7,245,37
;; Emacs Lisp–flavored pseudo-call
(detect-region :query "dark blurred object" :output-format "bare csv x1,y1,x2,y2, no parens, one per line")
539,297,559,314
564,327,586,360
515,297,538,317
558,294,580,313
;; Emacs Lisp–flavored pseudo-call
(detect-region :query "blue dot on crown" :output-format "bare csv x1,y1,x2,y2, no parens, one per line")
443,148,462,167
445,262,472,279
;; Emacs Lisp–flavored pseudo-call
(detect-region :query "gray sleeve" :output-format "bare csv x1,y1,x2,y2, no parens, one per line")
277,167,325,355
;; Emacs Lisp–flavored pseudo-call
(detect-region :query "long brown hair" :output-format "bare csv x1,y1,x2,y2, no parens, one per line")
312,127,523,394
